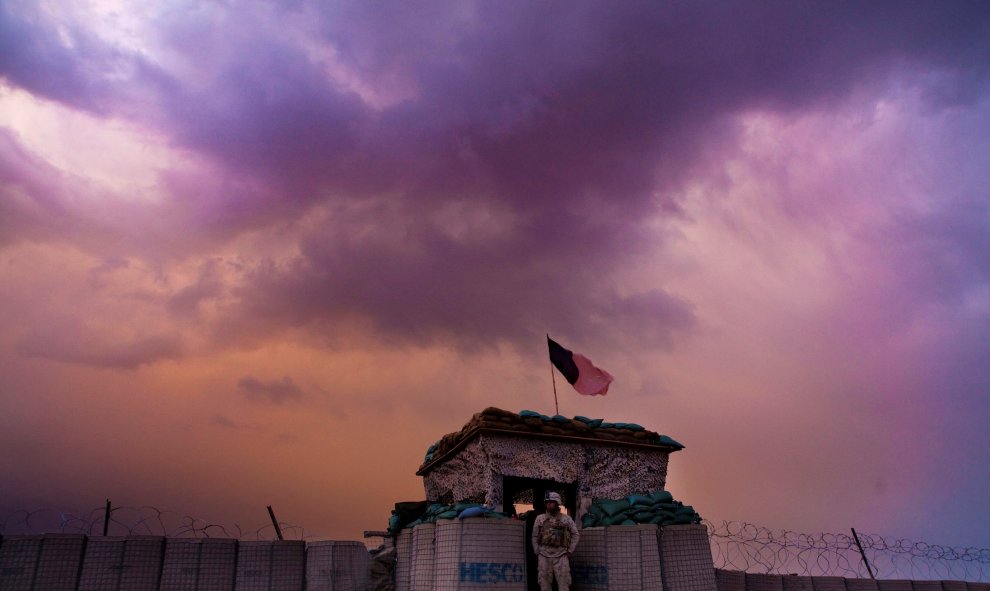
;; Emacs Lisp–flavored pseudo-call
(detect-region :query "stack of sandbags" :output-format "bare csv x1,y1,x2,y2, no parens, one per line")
389,502,508,534
582,490,702,527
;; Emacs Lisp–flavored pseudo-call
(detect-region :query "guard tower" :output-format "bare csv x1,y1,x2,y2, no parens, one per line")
416,407,684,516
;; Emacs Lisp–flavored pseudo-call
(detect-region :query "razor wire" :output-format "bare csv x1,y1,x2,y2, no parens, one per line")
704,519,990,582
0,505,315,541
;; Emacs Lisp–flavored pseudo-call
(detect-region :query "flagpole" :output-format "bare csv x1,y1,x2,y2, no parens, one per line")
549,357,559,415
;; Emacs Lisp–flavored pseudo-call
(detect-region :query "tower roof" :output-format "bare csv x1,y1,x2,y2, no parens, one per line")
417,407,683,476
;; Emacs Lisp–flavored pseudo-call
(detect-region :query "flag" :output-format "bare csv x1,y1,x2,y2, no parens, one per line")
547,335,613,396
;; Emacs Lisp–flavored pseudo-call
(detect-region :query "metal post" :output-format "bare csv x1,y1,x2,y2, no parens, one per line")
267,505,284,540
103,499,111,536
851,528,875,579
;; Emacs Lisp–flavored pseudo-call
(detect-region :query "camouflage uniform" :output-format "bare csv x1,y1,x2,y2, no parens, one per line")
531,510,580,591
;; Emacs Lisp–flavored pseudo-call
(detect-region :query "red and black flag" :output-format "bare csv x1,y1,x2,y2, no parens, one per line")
547,335,613,396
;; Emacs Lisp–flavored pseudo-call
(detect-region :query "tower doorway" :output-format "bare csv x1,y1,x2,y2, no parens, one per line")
502,476,577,591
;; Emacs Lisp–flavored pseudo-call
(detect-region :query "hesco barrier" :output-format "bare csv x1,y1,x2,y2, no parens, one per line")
77,536,165,591
660,524,717,591
234,540,305,591
747,573,786,591
306,541,369,591
395,528,413,591
570,525,662,591
0,535,43,591
844,580,878,591
814,578,848,591
410,523,436,591
33,533,87,591
715,571,990,591
433,518,527,591
783,576,814,591
160,537,238,591
717,568,746,591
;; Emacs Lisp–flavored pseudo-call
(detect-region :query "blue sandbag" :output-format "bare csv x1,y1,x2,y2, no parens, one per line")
619,519,636,526
520,410,541,418
436,510,458,520
458,506,488,519
575,416,604,427
600,422,616,428
657,435,685,448
551,414,570,423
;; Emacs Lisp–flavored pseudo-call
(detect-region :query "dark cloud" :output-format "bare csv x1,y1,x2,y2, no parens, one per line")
237,375,304,405
1,1,989,353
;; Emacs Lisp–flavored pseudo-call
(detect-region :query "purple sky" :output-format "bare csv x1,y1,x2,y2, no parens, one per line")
1,1,989,546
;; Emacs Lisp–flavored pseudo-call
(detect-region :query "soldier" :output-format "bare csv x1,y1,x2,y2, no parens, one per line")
531,492,580,591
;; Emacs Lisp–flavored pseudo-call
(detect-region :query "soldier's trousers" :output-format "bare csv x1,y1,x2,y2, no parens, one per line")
538,553,571,591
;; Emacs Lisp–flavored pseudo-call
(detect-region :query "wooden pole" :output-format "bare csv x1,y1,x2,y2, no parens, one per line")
102,499,111,536
851,528,875,579
267,505,284,540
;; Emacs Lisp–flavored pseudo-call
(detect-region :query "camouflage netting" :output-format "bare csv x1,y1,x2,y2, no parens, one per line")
580,490,702,527
417,407,685,513
419,407,684,470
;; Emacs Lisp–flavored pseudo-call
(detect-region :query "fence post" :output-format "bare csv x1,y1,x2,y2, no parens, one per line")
850,528,875,579
103,499,112,536
267,505,285,540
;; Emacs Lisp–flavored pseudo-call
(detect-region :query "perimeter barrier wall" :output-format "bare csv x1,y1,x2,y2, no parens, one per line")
714,569,990,591
0,535,369,591
5,527,989,591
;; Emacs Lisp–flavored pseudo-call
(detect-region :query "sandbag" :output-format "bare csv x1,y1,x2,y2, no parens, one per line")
657,435,684,448
648,490,673,504
601,514,630,526
597,499,631,517
627,493,654,506
575,416,604,427
458,507,487,519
